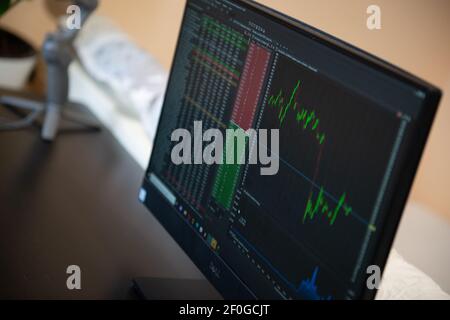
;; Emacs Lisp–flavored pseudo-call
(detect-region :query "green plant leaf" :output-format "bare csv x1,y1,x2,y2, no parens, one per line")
0,0,12,17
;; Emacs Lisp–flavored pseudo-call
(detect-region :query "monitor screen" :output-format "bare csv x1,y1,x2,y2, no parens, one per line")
140,0,440,299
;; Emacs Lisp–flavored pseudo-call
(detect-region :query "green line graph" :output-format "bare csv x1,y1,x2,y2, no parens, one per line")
303,187,352,226
268,80,326,145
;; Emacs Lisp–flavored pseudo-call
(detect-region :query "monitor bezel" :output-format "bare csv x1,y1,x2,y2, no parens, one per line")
141,0,442,300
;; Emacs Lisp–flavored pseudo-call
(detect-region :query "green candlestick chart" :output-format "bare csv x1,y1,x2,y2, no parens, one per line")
268,80,326,145
267,79,376,231
303,187,352,226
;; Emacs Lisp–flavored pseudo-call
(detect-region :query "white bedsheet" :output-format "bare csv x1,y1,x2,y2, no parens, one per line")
69,61,449,300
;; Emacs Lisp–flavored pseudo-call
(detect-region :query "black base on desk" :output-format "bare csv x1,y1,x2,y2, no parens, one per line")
132,277,222,300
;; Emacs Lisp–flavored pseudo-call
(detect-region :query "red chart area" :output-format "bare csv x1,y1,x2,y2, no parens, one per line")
231,42,271,130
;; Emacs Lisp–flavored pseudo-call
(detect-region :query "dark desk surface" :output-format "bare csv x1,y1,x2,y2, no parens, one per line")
0,90,213,299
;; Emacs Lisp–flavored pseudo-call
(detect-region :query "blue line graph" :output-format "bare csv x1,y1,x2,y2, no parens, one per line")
297,266,332,300
231,228,332,300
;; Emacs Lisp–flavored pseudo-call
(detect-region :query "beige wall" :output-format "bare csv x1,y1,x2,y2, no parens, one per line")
2,0,450,221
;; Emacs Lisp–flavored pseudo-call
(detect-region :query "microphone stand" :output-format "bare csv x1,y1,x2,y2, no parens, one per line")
0,0,101,141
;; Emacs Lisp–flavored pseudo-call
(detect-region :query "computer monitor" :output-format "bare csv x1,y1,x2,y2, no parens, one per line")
139,0,441,299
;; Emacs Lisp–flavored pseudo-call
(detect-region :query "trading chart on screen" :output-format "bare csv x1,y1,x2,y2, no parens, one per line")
147,0,423,299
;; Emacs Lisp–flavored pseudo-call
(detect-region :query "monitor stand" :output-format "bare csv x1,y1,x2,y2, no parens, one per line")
132,277,223,300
